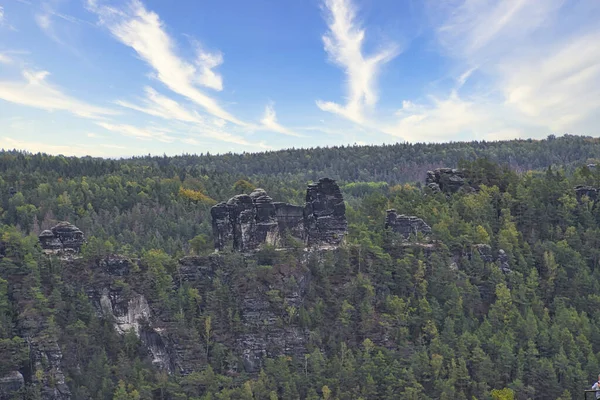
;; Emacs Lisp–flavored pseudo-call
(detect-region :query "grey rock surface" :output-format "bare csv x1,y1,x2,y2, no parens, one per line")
0,371,24,398
38,222,85,254
426,168,467,193
385,209,432,239
211,178,347,251
574,185,598,202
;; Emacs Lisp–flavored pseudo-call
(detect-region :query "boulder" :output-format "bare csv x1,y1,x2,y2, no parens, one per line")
385,209,431,239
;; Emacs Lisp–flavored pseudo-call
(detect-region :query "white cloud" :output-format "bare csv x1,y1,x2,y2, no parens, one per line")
0,137,130,157
195,47,223,91
87,0,244,125
317,0,399,124
35,13,51,30
116,86,205,123
117,87,263,146
96,121,175,142
0,53,11,64
0,70,117,118
500,31,600,132
385,0,600,142
260,104,302,137
0,5,16,30
384,91,524,142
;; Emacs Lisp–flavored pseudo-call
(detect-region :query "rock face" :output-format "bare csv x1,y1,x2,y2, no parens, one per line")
211,178,347,251
574,185,598,202
304,178,347,247
472,244,493,263
426,168,466,193
498,249,512,273
0,371,24,398
385,210,431,239
86,255,174,373
39,222,85,254
29,338,71,399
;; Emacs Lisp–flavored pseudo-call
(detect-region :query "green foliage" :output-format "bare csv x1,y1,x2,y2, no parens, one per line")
3,142,600,399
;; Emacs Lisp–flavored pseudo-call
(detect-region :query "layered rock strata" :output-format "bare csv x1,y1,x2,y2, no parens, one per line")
39,222,85,254
385,209,432,239
426,168,466,193
211,178,347,251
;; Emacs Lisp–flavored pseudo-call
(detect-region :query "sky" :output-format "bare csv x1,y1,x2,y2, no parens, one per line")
0,0,599,157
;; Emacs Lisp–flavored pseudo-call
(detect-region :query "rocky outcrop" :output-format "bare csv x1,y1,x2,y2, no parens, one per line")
426,168,466,193
86,255,174,373
574,185,598,202
29,338,70,399
498,249,512,273
304,178,347,247
0,371,24,398
385,210,432,239
471,244,493,263
39,222,85,254
211,178,347,252
236,262,310,373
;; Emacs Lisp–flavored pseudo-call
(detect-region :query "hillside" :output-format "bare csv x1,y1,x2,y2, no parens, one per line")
1,136,600,399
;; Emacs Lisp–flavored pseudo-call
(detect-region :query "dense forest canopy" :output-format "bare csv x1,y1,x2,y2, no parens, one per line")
2,135,600,399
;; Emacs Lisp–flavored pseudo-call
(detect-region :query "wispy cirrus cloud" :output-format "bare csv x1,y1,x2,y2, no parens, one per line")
383,0,600,142
96,121,175,142
260,104,303,137
0,69,117,119
33,2,91,49
0,53,12,64
0,137,130,157
86,0,244,125
88,0,301,144
316,0,399,124
194,46,224,91
116,86,205,124
116,86,264,146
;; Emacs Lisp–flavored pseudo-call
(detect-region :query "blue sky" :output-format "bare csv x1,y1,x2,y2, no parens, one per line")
0,0,599,157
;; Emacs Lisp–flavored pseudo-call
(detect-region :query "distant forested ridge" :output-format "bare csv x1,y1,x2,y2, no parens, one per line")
2,135,600,399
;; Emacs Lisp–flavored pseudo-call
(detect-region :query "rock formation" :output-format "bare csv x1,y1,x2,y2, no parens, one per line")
305,178,347,247
0,371,24,398
472,244,493,263
574,185,598,202
211,178,347,252
385,210,432,239
498,249,512,273
39,222,85,254
426,168,466,193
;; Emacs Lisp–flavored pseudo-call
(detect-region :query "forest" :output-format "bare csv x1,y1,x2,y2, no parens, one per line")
2,134,600,400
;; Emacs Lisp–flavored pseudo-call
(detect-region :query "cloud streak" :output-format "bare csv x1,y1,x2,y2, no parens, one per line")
260,104,303,137
87,0,245,125
317,0,399,124
0,70,117,118
385,0,600,142
96,121,175,142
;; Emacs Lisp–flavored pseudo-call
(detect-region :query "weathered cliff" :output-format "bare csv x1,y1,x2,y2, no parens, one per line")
426,168,467,193
211,178,347,251
384,209,432,239
39,222,85,255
